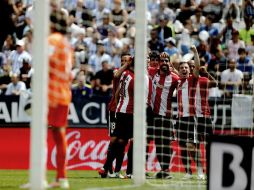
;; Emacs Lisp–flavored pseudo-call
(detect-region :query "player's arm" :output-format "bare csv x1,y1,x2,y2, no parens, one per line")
170,62,179,75
114,58,132,78
115,72,125,104
190,45,200,78
199,66,218,87
115,84,120,104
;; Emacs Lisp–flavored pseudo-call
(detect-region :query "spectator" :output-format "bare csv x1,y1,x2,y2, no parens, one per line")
243,0,254,25
236,47,253,76
13,0,27,39
0,63,11,95
84,30,100,57
102,27,123,68
202,0,223,23
240,74,253,95
69,0,93,27
177,0,198,24
197,41,212,66
23,29,33,54
88,40,112,73
0,0,16,48
5,73,26,96
92,0,111,26
7,39,32,74
152,0,175,24
19,58,33,89
155,14,173,46
97,12,115,40
239,18,254,45
221,58,243,97
246,34,254,60
219,15,238,45
111,0,128,38
2,34,16,58
190,8,206,34
199,15,219,38
72,74,93,99
226,30,245,60
93,60,114,96
222,2,240,22
148,28,164,52
164,37,179,57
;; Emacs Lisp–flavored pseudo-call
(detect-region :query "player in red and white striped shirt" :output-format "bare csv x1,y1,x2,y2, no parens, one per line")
111,58,134,177
177,45,200,180
194,66,217,179
148,52,179,178
98,53,132,178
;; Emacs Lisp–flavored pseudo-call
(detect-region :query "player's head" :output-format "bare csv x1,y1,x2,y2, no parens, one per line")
120,53,132,66
159,52,170,73
149,51,159,68
188,60,195,75
50,10,68,35
179,61,190,79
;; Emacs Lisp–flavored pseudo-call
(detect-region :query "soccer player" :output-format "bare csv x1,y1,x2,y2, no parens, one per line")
113,58,135,178
149,52,179,178
47,10,73,188
148,50,160,68
177,45,201,180
98,53,132,178
194,66,217,179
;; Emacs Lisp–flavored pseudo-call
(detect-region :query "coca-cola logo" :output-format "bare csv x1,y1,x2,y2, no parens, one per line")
50,130,178,171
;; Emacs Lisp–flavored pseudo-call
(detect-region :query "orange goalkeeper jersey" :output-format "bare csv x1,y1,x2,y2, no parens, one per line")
48,32,73,106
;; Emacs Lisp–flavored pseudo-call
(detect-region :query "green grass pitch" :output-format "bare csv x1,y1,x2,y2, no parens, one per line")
0,170,206,190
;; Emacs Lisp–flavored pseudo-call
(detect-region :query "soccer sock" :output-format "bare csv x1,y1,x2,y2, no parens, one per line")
52,128,67,180
103,137,117,172
180,146,191,174
126,140,133,175
114,139,127,173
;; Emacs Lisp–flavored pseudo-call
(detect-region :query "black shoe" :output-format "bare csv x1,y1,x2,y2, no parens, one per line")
155,170,172,179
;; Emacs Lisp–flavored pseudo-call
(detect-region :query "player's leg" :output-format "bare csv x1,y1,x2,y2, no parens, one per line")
146,106,154,162
178,117,192,179
113,113,132,175
51,127,67,180
99,111,118,177
154,115,172,178
48,105,69,189
126,139,133,176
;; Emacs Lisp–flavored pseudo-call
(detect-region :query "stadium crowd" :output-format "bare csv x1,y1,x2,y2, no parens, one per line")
0,0,253,98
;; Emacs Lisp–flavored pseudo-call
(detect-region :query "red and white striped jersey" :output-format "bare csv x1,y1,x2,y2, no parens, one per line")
195,76,211,117
177,75,198,117
108,69,120,112
145,74,153,107
116,70,134,114
149,68,179,117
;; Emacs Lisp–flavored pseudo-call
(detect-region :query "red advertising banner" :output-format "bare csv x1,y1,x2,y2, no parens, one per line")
0,128,205,172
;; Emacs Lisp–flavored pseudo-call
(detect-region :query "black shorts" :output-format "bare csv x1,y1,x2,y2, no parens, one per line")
196,117,213,142
115,112,133,140
177,117,196,145
153,114,174,140
108,111,117,137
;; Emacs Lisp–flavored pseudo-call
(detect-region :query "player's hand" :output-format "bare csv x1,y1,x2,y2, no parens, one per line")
190,45,197,53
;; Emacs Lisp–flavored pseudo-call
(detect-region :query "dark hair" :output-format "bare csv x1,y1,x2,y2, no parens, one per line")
130,56,134,67
238,47,246,54
121,53,131,58
149,51,160,59
50,10,68,35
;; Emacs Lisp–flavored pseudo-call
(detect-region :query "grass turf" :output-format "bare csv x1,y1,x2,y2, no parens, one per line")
0,170,206,190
